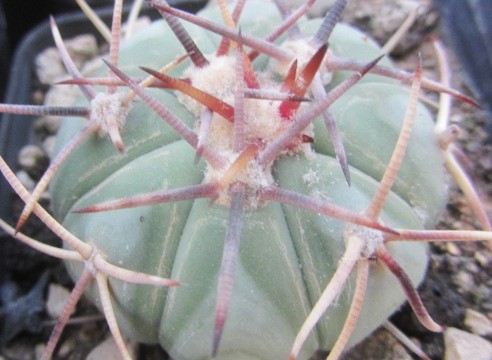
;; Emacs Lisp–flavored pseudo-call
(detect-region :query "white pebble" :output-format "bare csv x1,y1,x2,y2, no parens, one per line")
15,171,35,191
445,327,492,360
465,309,492,336
46,284,72,319
87,337,137,360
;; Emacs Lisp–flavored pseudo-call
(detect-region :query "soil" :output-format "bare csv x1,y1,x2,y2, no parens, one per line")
1,1,491,359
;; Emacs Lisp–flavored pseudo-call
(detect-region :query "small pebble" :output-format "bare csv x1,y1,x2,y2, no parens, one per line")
474,252,490,267
46,283,72,319
34,343,45,360
35,34,98,84
15,170,36,192
35,47,67,85
17,145,49,180
43,83,80,108
64,34,98,68
42,136,57,158
444,327,492,360
465,309,492,336
464,261,479,274
32,89,44,105
453,271,475,293
446,242,462,256
87,337,137,360
57,336,75,358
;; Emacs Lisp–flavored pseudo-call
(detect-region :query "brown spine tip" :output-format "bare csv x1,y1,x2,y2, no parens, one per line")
377,246,444,333
140,66,235,122
279,44,328,120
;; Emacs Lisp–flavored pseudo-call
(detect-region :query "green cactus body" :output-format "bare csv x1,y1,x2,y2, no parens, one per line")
51,2,446,359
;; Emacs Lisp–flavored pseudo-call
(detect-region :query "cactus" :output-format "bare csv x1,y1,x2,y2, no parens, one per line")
0,0,490,359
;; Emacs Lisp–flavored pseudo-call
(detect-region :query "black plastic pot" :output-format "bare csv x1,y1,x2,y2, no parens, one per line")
0,1,9,102
0,1,115,50
433,0,492,132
